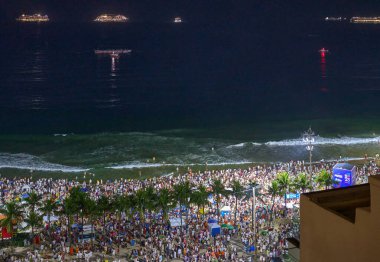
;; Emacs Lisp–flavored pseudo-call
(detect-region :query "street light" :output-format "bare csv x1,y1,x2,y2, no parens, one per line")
244,183,261,260
303,127,315,181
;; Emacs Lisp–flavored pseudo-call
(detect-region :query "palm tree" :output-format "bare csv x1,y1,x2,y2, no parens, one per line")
231,180,244,225
267,180,282,222
315,169,338,190
24,211,43,249
40,198,58,240
135,189,148,223
276,172,291,216
24,191,41,213
111,195,129,252
294,173,312,193
156,188,174,223
173,181,192,233
60,196,76,249
190,185,209,220
211,179,229,224
144,186,157,218
66,187,90,244
0,201,23,242
82,198,98,249
125,194,136,221
97,195,111,235
112,195,126,222
135,188,155,241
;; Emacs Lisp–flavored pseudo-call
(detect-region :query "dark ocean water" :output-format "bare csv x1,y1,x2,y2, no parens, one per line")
1,20,380,174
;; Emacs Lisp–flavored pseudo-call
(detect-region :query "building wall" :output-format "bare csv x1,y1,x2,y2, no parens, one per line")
301,177,380,262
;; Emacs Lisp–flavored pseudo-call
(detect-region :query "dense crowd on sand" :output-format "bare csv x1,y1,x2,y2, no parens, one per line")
0,160,377,262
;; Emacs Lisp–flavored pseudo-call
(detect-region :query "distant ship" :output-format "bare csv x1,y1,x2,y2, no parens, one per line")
350,17,380,24
94,14,128,22
324,17,346,21
94,49,132,57
174,17,182,23
17,14,49,22
319,48,329,54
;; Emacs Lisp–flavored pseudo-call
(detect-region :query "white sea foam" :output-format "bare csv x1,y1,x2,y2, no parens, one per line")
226,136,380,149
205,161,253,166
53,133,68,137
324,157,368,162
108,163,172,169
108,161,254,169
227,142,261,148
0,153,89,173
226,143,246,148
265,136,380,146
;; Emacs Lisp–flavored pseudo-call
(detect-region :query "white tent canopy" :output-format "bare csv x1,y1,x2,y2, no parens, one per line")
43,215,59,222
169,218,185,227
220,206,231,212
22,185,31,191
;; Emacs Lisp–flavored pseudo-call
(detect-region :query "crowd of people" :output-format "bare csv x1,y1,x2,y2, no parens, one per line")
0,159,377,261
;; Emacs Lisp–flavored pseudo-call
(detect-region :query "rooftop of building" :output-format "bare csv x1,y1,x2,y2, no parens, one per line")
303,180,373,223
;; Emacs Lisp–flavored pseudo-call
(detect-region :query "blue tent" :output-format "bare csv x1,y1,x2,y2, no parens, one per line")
246,245,255,252
208,224,221,237
208,218,217,224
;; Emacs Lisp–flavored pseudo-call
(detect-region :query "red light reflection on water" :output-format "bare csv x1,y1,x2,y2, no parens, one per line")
320,49,328,92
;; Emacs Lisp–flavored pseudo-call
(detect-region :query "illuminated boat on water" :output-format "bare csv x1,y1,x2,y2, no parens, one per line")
17,14,49,22
324,17,346,21
174,17,182,23
94,49,132,58
350,17,380,24
94,14,128,22
319,48,329,54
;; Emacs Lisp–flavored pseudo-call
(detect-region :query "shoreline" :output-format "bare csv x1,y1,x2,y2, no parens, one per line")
0,157,375,181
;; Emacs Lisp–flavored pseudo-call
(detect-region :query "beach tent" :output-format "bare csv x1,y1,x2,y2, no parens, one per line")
208,223,221,237
220,206,231,217
208,218,217,224
286,203,294,209
247,245,255,252
43,215,59,222
169,218,185,227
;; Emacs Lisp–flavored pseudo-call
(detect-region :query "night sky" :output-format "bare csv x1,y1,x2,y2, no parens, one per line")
1,1,380,23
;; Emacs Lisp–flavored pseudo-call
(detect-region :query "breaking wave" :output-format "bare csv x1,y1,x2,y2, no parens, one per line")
107,161,254,170
265,136,380,146
0,153,89,172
